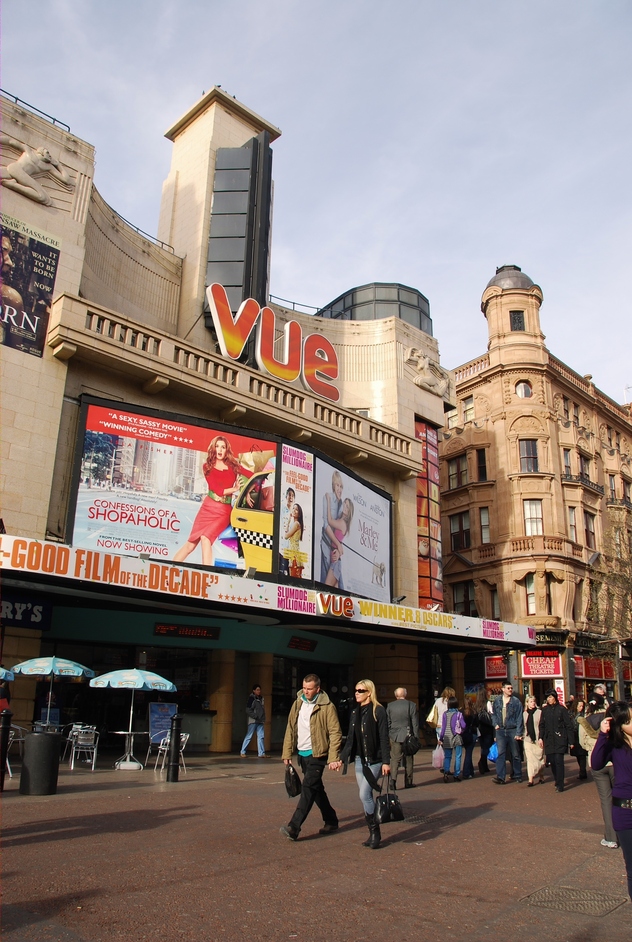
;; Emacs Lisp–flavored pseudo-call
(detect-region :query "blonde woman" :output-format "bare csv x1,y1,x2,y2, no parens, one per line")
428,686,456,743
523,695,545,786
340,679,390,849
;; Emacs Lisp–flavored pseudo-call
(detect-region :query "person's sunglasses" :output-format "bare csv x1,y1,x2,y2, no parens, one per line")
355,688,368,694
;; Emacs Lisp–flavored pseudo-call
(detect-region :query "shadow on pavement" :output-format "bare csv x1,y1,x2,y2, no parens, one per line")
1,805,200,848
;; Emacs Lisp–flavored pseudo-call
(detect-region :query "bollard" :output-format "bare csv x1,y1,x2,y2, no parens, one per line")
166,712,182,782
0,708,13,792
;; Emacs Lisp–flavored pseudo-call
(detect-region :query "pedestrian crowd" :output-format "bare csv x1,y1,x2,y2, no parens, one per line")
271,674,632,901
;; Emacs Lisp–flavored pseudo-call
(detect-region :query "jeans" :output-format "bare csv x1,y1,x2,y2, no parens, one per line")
289,755,337,831
443,745,462,777
240,722,265,756
354,757,382,814
615,827,632,900
389,739,414,787
495,728,522,781
462,741,475,778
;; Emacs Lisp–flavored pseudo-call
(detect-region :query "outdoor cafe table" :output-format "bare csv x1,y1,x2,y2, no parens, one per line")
111,730,148,770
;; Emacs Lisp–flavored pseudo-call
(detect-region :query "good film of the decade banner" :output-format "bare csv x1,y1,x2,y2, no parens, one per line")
313,457,391,603
0,213,61,357
70,403,277,571
277,444,313,580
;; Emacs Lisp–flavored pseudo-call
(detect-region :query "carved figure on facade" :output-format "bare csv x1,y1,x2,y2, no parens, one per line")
475,394,491,415
1,135,74,205
404,347,450,397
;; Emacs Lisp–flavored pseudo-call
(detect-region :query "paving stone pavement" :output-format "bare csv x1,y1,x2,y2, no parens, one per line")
2,750,631,942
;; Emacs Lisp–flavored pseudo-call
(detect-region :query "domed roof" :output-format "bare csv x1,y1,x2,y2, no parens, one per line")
486,265,534,290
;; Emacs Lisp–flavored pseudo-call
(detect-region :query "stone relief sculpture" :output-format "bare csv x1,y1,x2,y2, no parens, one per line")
1,135,74,205
404,347,450,397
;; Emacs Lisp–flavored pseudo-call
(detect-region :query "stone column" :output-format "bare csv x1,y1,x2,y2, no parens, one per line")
248,652,273,753
208,649,235,753
449,652,466,705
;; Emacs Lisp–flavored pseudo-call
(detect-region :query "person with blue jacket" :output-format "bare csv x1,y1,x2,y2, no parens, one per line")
491,681,524,784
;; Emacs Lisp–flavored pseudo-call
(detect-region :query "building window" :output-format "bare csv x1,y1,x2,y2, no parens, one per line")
569,506,577,542
573,403,580,426
491,588,501,620
453,581,477,617
607,427,613,447
510,311,525,331
563,449,572,476
624,480,631,503
480,507,490,544
477,448,487,482
445,407,458,429
579,454,591,480
573,580,584,621
524,500,543,536
519,439,539,473
450,511,471,551
448,454,468,489
585,511,596,549
525,573,536,615
463,396,474,422
515,380,532,398
616,431,621,450
563,397,570,420
609,475,616,500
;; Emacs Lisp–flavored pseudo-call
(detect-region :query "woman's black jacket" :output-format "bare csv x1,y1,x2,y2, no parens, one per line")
341,703,390,767
538,703,576,754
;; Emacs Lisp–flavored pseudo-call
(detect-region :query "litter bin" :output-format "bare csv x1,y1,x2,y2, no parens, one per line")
20,731,61,795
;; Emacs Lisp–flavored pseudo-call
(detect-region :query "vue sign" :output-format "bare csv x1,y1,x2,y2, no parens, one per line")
206,283,340,402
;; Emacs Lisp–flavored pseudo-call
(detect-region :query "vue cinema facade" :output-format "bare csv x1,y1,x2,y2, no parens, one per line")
1,88,533,749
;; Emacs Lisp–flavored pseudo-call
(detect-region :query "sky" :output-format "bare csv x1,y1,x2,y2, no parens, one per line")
3,0,631,403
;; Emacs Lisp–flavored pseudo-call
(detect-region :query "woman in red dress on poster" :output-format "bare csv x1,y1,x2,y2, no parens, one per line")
174,436,247,566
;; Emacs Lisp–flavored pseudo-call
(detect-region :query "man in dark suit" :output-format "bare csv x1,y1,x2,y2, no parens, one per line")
386,687,419,789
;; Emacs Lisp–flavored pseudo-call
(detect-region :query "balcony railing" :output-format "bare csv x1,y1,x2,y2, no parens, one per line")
561,473,605,495
606,497,632,511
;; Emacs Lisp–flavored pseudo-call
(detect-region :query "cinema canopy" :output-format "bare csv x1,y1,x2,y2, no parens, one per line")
0,88,532,749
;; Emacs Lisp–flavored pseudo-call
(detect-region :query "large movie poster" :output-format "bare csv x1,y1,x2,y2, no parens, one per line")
71,403,277,571
313,458,391,603
277,444,313,579
0,213,60,357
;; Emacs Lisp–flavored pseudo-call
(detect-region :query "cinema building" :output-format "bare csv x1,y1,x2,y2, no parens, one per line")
1,88,532,749
439,266,632,704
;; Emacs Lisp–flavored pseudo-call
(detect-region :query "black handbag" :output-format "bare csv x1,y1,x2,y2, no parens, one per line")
375,780,405,824
284,762,302,798
403,732,421,756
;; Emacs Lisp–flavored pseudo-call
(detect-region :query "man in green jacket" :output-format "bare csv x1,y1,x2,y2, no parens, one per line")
280,673,343,841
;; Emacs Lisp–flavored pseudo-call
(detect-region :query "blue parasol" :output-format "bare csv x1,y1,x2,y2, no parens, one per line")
12,656,95,725
0,667,15,682
90,669,176,739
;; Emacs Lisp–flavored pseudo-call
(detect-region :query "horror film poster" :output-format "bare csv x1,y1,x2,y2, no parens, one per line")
313,457,391,603
70,402,277,572
0,213,60,357
277,444,314,580
414,420,443,609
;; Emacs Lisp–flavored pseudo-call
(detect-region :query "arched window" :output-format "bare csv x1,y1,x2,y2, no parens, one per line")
515,381,532,398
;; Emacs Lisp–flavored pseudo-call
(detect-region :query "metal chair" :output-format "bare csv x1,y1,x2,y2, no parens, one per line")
154,732,189,773
70,728,99,771
9,724,29,758
145,728,171,766
5,729,15,778
62,724,85,762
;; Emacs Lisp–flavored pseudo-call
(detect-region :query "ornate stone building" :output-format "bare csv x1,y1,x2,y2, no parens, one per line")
439,265,632,702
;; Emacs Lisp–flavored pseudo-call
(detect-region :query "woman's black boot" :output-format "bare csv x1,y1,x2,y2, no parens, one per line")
364,812,381,849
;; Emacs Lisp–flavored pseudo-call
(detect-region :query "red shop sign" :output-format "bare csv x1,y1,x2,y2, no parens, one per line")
623,663,632,682
485,656,507,679
574,655,585,678
603,660,616,680
584,657,604,679
521,652,562,677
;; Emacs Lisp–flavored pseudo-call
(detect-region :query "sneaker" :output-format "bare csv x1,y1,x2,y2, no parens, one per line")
240,753,247,757
280,825,299,841
555,785,565,792
454,776,462,782
601,839,619,849
491,776,505,785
